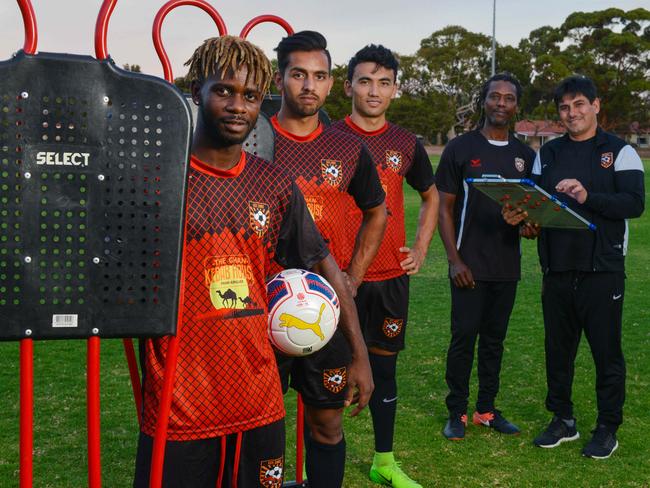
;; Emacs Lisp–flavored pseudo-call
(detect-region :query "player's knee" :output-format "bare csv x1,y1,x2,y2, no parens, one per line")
307,411,343,444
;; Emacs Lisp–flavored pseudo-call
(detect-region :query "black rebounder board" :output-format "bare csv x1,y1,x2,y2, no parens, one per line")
467,177,596,230
0,50,191,340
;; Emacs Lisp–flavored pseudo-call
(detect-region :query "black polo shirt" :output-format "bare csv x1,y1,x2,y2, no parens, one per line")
436,130,536,281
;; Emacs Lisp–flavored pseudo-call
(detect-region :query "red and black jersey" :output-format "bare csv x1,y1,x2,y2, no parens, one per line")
141,152,328,441
332,116,435,281
270,115,384,272
435,130,536,281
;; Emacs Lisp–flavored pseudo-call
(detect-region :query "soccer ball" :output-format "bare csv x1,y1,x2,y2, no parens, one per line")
267,269,340,356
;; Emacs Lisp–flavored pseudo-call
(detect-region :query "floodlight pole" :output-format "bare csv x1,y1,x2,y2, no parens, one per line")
491,0,496,75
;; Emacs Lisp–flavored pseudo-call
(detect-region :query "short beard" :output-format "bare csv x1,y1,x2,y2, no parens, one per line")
198,106,253,146
486,114,512,128
284,93,322,118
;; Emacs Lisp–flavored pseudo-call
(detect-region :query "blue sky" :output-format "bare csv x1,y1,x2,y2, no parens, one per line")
1,0,647,78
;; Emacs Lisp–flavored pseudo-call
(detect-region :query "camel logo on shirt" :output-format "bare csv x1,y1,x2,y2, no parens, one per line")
279,303,327,341
249,201,270,237
259,457,284,488
323,367,347,393
204,254,254,311
321,159,343,187
382,317,404,338
514,157,526,173
601,152,614,169
386,150,403,172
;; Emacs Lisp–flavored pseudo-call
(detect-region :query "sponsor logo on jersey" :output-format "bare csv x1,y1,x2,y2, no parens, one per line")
601,152,614,169
321,159,343,187
323,367,347,393
305,195,324,221
385,150,403,172
36,151,90,167
514,157,526,172
382,317,404,338
259,457,284,488
249,201,270,237
204,254,255,312
470,158,481,167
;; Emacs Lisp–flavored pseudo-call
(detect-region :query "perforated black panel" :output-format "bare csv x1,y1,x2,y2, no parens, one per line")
0,51,191,340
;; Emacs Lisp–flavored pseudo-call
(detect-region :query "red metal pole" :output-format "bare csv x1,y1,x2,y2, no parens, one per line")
149,335,180,488
148,3,225,482
16,0,38,54
123,338,143,424
152,0,227,83
19,339,33,488
239,15,294,39
94,0,118,60
296,394,304,483
87,337,102,488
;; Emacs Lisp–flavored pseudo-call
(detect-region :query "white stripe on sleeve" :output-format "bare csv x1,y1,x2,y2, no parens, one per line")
614,145,644,172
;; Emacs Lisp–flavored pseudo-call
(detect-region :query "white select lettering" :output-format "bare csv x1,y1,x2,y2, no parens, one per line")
36,151,90,167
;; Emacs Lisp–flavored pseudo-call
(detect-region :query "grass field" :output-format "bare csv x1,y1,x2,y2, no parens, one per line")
0,159,648,487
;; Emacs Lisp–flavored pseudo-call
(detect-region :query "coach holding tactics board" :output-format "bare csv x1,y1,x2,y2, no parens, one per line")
504,75,645,459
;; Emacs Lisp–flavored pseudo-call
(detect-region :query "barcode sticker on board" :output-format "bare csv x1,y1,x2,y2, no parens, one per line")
52,314,78,328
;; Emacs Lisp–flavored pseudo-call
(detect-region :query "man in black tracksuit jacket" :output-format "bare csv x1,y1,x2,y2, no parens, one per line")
505,76,645,459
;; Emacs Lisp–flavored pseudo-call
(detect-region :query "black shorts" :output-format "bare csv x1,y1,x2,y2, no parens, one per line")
133,419,285,488
355,274,409,352
276,328,352,409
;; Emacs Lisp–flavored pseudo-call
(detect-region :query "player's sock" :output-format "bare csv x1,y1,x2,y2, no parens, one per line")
373,450,395,466
369,352,398,452
305,431,346,488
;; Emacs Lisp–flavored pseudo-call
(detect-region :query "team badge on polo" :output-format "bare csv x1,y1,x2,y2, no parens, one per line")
323,367,347,393
259,457,284,488
321,159,343,186
514,157,526,173
249,201,270,237
386,150,403,172
382,318,404,338
601,152,614,169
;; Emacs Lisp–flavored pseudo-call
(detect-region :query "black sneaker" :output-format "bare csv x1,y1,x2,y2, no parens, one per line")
473,409,520,435
533,416,580,448
582,425,618,459
443,413,467,440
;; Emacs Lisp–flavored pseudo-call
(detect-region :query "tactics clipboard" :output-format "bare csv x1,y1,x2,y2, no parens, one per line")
466,176,596,230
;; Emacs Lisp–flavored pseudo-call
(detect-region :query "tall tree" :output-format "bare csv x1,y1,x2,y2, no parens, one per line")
559,8,650,130
416,26,492,136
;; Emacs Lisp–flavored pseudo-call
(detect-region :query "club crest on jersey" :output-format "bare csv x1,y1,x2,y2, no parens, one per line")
323,367,347,393
601,152,614,169
385,150,403,172
382,318,404,338
259,457,284,488
514,157,526,173
321,159,343,187
249,201,270,237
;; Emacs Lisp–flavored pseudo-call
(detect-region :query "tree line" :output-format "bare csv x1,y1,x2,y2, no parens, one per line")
324,8,650,143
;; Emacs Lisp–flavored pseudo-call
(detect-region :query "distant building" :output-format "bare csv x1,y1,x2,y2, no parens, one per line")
623,122,650,149
515,119,566,149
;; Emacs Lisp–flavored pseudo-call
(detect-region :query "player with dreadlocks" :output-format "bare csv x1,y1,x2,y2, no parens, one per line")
133,35,356,488
435,73,535,441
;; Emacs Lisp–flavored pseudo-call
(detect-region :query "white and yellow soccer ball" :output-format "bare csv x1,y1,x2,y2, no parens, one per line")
266,269,340,356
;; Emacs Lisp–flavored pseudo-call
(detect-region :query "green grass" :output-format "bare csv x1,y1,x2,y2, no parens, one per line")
1,158,648,487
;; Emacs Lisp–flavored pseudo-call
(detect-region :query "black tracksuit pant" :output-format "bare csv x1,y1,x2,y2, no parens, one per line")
542,271,626,430
445,280,517,414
